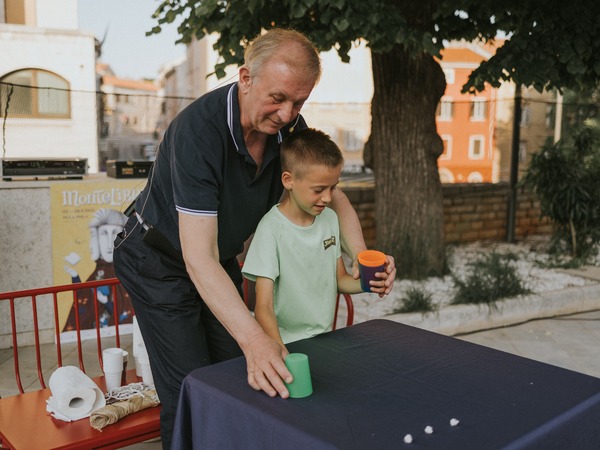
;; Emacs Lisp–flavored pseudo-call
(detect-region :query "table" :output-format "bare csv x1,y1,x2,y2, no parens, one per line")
171,319,600,449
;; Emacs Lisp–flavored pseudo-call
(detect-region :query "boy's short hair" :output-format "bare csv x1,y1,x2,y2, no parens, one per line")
281,128,344,178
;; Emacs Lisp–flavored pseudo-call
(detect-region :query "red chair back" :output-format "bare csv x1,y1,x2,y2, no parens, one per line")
0,278,126,394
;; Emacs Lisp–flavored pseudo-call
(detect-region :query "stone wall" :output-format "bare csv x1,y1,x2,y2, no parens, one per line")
343,182,552,248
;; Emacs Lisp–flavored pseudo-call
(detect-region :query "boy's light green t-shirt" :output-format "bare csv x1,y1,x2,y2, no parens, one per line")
242,205,341,343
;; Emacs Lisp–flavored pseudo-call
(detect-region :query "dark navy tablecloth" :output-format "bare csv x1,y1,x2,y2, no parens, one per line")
171,319,600,449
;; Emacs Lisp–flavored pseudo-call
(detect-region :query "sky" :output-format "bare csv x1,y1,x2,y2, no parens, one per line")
76,0,371,102
78,0,186,80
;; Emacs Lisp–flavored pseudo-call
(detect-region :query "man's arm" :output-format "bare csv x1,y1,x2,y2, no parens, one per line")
330,189,366,264
179,212,292,397
254,276,287,351
330,189,396,297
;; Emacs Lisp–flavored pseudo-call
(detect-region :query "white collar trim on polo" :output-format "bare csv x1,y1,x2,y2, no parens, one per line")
227,84,241,152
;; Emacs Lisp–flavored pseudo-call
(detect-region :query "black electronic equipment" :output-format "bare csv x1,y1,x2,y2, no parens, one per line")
1,158,88,180
106,160,153,179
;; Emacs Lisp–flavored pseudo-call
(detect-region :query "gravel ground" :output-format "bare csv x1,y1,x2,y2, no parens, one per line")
351,236,600,323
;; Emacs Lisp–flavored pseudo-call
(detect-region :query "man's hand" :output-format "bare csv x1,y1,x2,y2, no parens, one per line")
378,254,397,297
352,254,397,298
242,331,292,398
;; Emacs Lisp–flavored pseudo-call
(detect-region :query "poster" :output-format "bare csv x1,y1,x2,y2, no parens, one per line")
50,179,146,341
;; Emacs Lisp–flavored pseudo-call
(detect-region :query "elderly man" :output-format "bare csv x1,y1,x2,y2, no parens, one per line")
114,28,396,449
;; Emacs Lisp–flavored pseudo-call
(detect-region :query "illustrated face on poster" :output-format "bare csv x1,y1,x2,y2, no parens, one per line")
50,180,146,334
98,224,122,263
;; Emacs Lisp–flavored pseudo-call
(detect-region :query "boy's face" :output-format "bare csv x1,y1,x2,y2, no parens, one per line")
284,163,342,218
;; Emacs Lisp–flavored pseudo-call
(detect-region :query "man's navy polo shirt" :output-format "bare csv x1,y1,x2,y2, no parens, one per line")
135,82,306,262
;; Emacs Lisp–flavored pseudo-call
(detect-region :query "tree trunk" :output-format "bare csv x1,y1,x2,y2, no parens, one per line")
366,45,447,278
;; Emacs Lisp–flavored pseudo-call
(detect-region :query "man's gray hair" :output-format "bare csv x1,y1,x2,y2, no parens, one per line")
244,28,321,83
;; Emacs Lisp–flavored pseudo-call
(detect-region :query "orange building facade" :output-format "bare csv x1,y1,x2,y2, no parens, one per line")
436,43,498,183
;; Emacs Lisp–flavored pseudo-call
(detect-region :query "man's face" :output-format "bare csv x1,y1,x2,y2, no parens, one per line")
240,60,316,135
97,224,122,263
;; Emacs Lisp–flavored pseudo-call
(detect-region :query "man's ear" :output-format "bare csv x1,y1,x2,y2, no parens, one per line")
239,66,251,93
281,171,293,190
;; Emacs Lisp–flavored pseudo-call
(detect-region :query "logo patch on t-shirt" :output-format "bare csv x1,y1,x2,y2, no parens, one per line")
323,236,336,250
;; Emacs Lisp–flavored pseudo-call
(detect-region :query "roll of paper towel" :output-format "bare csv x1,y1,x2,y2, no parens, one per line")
46,366,106,422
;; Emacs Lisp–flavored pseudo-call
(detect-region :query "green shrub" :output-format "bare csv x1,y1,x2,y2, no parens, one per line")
451,252,531,306
393,287,436,313
522,124,600,261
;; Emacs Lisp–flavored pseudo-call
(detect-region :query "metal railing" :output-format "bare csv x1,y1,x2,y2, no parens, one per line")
0,278,125,394
1,276,354,395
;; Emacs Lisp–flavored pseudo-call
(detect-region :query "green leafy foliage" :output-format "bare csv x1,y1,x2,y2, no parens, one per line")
147,0,600,278
463,2,600,93
522,124,600,260
451,252,531,306
150,0,600,93
393,287,436,314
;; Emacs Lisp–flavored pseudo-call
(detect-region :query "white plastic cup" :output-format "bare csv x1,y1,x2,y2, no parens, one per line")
133,317,149,377
132,316,142,357
135,356,142,377
140,362,154,387
103,347,124,373
103,347,124,391
137,348,154,387
105,371,122,392
121,350,129,386
135,343,144,377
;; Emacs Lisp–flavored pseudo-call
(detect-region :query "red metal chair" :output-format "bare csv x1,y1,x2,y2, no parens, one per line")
0,275,353,449
244,282,354,330
333,293,355,330
0,279,161,449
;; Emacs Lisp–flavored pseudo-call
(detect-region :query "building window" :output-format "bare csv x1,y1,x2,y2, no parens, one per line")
545,104,556,129
440,135,452,160
520,105,531,127
438,168,454,183
340,129,363,152
468,135,485,160
436,97,453,121
519,142,527,162
467,172,483,183
470,98,486,121
442,68,455,85
320,126,337,141
0,69,70,118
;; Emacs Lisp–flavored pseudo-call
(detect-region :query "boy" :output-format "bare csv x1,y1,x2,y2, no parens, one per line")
242,128,386,348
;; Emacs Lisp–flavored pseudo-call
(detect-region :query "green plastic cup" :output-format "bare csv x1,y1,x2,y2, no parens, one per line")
284,353,313,398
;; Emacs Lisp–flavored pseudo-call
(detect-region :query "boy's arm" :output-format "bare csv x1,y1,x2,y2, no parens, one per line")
254,276,287,351
336,257,363,294
336,257,387,295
